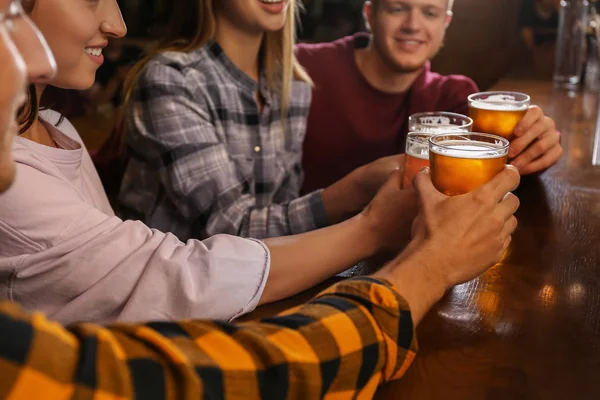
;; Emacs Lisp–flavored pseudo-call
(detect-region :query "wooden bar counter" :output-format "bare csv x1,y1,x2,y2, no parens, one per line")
245,80,600,399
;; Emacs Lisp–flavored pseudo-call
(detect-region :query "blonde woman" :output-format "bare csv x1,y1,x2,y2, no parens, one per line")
1,0,423,325
119,0,407,241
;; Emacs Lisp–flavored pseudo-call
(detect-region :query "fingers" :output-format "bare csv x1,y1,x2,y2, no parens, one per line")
513,105,543,137
501,235,513,255
501,215,518,238
383,154,406,170
519,143,563,175
413,167,446,207
509,118,548,158
411,214,424,239
474,165,521,203
387,168,405,189
396,154,407,175
498,192,520,220
511,126,559,170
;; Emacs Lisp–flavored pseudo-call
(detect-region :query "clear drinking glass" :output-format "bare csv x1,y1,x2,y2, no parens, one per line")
468,92,530,141
554,0,590,89
429,133,510,196
408,112,473,133
402,133,431,189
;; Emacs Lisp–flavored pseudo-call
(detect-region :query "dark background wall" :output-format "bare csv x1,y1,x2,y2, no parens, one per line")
119,0,528,89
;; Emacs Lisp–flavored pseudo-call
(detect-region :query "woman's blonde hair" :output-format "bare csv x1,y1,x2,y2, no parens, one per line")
124,0,312,114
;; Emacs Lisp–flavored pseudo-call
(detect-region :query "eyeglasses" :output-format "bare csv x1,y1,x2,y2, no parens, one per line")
0,1,25,32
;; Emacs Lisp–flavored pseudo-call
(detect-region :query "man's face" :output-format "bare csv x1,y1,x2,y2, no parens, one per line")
366,0,452,73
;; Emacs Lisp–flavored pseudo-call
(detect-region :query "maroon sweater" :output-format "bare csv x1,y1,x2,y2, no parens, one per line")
296,33,479,193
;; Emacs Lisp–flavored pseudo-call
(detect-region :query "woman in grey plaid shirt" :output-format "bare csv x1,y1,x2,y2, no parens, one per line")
119,0,409,241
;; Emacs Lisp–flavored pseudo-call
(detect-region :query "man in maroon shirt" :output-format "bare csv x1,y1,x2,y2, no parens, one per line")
297,0,562,194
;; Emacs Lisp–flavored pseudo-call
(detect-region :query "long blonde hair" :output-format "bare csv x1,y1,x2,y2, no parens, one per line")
124,0,312,114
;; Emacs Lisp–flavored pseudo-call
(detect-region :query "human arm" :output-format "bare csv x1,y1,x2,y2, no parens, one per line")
0,277,418,399
0,167,521,400
2,155,417,324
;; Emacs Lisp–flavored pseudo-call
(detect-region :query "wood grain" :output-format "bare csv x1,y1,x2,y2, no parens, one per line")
244,80,600,399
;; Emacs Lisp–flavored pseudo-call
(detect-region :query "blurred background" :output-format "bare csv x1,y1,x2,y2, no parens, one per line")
71,0,588,151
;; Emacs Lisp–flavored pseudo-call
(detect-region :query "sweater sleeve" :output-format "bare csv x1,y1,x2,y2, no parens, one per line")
0,162,270,325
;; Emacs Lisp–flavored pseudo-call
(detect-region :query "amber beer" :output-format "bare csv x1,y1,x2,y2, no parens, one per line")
402,113,473,189
429,133,510,196
402,133,430,189
468,92,530,141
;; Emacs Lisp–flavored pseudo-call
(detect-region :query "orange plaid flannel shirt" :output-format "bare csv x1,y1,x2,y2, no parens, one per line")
0,277,417,399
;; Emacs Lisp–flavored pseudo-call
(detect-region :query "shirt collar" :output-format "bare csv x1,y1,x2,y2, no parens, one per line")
207,40,264,93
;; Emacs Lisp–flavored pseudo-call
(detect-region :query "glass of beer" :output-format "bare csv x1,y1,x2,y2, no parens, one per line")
403,133,431,189
409,111,473,133
468,92,530,141
429,133,510,196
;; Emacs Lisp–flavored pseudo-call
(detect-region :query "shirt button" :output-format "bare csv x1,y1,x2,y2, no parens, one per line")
254,146,261,153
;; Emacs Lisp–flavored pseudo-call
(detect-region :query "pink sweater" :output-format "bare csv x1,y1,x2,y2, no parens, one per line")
0,110,270,324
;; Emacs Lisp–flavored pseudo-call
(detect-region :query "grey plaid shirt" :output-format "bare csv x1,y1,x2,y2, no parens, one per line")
119,41,328,240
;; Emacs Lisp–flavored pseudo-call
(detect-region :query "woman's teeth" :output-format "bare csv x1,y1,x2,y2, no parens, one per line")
85,48,102,57
260,0,282,3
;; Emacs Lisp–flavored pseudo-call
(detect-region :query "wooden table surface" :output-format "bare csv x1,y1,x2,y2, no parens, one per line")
245,80,600,399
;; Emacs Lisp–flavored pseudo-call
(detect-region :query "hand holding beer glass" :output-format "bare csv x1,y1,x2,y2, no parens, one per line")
403,112,473,189
468,92,530,141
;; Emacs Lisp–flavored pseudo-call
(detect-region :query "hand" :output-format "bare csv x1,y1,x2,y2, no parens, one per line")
509,106,563,175
322,154,405,224
360,170,418,253
353,154,406,204
373,166,520,324
410,165,521,286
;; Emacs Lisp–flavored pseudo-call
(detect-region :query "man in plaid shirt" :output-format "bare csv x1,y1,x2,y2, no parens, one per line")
0,158,520,399
0,161,521,399
0,2,521,398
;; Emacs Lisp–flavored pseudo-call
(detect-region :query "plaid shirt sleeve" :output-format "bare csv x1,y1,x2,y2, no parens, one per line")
125,62,328,239
0,277,417,399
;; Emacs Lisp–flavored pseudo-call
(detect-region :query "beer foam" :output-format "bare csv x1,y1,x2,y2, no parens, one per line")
471,101,528,111
470,94,528,111
430,140,507,159
406,147,429,160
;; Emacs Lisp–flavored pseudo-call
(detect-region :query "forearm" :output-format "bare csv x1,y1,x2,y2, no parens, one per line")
321,171,366,224
261,215,378,305
17,213,268,324
373,242,447,325
0,278,417,400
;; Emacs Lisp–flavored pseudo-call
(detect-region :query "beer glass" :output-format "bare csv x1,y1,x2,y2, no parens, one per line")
402,113,472,189
403,133,431,189
468,92,530,141
429,133,510,196
408,111,473,133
